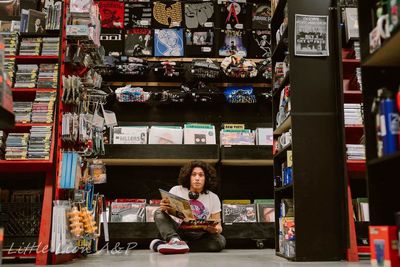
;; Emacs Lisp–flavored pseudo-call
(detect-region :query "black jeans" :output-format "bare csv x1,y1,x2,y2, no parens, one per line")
154,209,226,252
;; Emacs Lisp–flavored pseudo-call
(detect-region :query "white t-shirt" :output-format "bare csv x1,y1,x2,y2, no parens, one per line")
169,185,221,220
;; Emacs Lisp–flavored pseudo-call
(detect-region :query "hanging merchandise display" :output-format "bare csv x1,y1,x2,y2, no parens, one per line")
220,56,258,78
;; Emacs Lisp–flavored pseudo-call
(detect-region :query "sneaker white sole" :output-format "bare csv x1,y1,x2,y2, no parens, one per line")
158,245,189,254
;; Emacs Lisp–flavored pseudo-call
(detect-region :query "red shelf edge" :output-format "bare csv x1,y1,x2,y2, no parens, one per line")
6,55,59,59
347,160,366,172
357,246,370,254
14,123,54,128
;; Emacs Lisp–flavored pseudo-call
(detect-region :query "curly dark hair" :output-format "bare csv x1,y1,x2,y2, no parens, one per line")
178,161,218,193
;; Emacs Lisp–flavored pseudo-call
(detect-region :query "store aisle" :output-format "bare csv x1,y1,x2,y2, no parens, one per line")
3,250,370,267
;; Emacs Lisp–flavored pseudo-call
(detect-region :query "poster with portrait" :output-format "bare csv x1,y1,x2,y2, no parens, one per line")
294,14,329,57
185,29,214,56
125,28,153,56
99,0,125,29
154,28,184,57
218,29,247,57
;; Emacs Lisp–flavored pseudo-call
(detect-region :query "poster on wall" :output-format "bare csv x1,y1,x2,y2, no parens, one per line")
294,14,329,57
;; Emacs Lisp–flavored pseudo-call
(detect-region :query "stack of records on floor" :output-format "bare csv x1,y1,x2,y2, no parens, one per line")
5,133,30,160
346,144,366,160
37,64,58,88
0,33,18,56
13,64,38,88
19,38,42,56
0,131,5,160
31,91,56,123
344,103,363,125
41,37,59,56
28,126,52,160
13,101,32,123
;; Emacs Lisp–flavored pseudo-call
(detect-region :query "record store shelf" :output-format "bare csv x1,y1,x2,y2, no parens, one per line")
101,222,274,247
220,145,273,166
97,144,220,166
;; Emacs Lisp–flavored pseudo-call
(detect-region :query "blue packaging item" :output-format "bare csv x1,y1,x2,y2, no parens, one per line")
381,90,399,155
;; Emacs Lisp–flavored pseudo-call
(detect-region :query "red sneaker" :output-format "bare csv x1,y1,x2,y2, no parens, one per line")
158,239,189,254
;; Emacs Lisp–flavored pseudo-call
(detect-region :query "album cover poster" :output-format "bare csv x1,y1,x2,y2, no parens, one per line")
185,29,214,56
27,10,46,34
218,29,247,57
249,29,271,58
125,28,153,56
184,2,215,29
154,28,184,57
217,0,249,30
100,29,124,56
124,2,152,29
251,2,271,30
98,0,124,29
152,1,183,28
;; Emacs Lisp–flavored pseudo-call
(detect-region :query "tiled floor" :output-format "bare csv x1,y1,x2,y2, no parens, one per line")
3,249,370,267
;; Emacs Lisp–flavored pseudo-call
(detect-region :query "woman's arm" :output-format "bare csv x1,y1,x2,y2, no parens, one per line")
207,212,223,234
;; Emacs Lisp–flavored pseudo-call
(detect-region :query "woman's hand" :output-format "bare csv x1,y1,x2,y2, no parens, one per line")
159,197,172,214
206,223,222,234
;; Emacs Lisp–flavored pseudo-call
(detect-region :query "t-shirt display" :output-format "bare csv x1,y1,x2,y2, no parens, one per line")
184,2,215,29
124,2,152,28
125,28,153,56
154,28,184,56
152,1,183,28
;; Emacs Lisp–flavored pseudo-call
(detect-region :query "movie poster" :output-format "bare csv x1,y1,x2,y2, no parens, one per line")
154,28,184,57
251,3,271,30
99,0,124,29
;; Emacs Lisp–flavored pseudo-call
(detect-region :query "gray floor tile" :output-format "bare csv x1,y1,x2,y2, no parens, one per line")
2,249,371,267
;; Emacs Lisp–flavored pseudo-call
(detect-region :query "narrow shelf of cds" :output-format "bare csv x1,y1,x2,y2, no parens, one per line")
271,0,347,261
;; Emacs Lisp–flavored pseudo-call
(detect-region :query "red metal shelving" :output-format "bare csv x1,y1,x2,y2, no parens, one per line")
347,160,367,173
